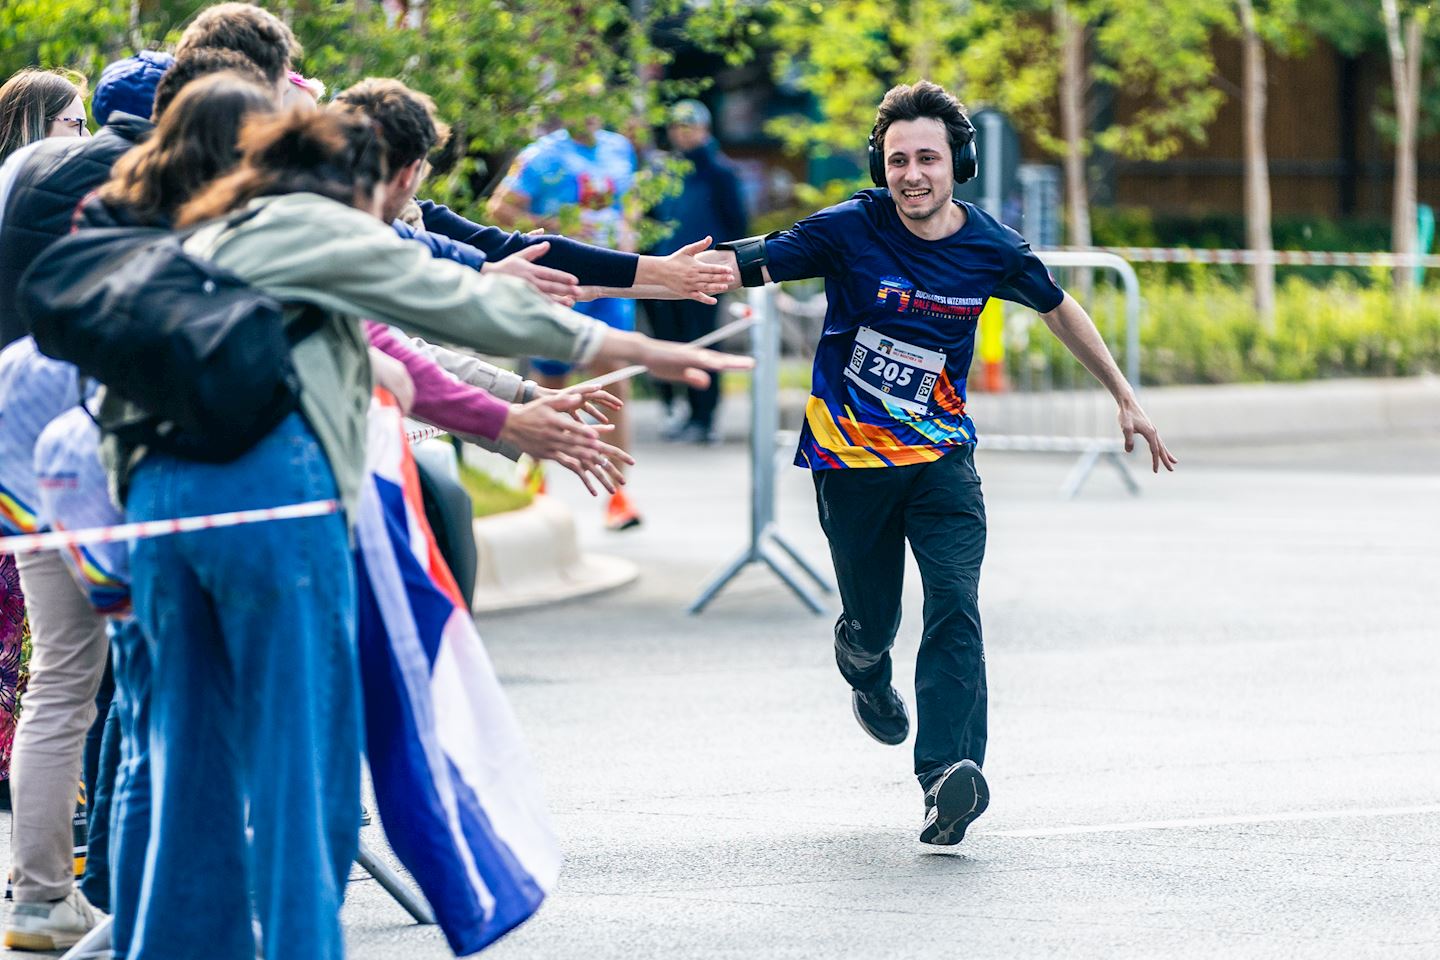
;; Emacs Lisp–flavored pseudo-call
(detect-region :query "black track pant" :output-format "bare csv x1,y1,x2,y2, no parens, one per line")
812,446,988,790
643,298,721,428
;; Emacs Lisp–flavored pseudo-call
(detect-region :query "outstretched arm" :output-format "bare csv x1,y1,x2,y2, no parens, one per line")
1039,293,1177,473
418,198,729,302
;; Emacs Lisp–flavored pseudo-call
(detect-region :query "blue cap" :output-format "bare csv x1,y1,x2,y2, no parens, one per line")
669,99,712,129
92,51,175,126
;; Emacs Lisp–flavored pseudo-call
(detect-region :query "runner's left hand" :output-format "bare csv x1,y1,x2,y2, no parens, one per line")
1119,399,1178,473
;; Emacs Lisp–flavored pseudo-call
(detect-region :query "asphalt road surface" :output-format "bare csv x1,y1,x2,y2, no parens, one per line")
6,430,1438,959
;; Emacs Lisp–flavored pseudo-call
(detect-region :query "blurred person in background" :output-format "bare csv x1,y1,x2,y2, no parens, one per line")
645,99,748,445
486,113,647,530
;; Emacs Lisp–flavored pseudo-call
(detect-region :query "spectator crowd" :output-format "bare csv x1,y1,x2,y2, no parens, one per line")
0,7,750,957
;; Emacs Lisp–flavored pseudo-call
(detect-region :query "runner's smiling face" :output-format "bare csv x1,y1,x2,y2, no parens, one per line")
883,118,954,223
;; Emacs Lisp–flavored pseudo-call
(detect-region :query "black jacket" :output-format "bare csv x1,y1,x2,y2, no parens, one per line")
0,113,153,347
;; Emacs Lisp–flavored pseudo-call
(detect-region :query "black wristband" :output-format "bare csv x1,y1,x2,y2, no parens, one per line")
715,233,775,288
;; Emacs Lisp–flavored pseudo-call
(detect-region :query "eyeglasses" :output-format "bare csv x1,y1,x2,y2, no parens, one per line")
52,117,90,136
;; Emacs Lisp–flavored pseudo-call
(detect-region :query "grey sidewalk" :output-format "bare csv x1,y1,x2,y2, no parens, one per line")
6,424,1440,959
368,426,1440,959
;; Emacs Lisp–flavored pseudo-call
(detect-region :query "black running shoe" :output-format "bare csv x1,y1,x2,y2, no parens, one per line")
851,686,909,745
919,760,989,846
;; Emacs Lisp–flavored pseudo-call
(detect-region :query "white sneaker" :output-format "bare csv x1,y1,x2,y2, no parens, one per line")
3,887,102,951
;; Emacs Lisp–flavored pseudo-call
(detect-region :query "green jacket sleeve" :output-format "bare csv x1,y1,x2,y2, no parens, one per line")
188,193,605,363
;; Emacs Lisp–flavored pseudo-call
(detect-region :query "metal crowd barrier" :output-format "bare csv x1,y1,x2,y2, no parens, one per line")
975,250,1142,498
689,288,834,615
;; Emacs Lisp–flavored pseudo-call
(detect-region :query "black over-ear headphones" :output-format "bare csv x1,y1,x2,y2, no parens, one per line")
867,119,978,188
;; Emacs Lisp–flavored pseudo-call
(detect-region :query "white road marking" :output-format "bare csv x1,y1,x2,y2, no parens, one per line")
986,804,1440,838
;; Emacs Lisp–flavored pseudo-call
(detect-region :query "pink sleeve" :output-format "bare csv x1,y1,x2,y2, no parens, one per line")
364,320,510,440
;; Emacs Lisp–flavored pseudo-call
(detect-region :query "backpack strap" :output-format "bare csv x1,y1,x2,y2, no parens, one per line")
282,302,326,346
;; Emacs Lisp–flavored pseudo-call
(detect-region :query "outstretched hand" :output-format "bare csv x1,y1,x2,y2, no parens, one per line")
1119,399,1178,473
639,338,754,389
658,236,734,304
498,393,635,496
539,382,623,425
484,242,582,305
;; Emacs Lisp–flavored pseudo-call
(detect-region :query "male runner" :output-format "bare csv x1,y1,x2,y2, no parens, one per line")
703,80,1175,845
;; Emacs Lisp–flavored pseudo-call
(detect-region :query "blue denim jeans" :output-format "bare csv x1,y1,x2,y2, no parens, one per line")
79,648,115,911
127,413,360,960
106,616,151,959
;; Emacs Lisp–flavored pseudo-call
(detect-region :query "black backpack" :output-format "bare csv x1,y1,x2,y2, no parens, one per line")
17,213,320,463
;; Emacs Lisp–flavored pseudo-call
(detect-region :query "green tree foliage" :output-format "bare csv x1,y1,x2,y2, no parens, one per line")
1305,0,1440,139
1,0,749,229
764,0,1227,177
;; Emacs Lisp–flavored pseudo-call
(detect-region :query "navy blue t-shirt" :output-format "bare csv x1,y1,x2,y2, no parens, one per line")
766,189,1064,469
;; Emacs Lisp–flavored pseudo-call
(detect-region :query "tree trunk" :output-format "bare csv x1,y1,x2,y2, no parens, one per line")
1055,1,1092,297
351,0,371,76
1237,0,1275,327
127,0,142,51
1056,1,1090,250
910,0,937,79
1381,0,1421,292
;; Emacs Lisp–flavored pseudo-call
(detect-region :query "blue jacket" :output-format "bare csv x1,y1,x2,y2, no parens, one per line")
417,200,639,287
391,219,486,269
652,140,749,256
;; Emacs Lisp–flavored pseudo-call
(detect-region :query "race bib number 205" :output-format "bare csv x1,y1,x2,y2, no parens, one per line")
843,326,946,417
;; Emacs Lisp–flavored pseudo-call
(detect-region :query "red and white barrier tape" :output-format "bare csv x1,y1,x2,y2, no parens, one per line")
404,423,448,444
1059,246,1440,269
0,498,341,556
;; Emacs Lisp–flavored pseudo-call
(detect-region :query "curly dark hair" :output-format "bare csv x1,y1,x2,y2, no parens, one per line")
152,48,267,120
175,2,300,87
330,77,451,174
871,80,973,162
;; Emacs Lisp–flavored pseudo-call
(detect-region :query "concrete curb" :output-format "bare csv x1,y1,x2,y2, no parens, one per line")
470,495,637,615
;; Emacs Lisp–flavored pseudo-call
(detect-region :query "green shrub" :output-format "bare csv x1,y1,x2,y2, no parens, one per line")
457,461,534,518
1001,274,1440,386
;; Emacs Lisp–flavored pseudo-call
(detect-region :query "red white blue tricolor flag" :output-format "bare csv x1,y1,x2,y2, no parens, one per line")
355,392,561,954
